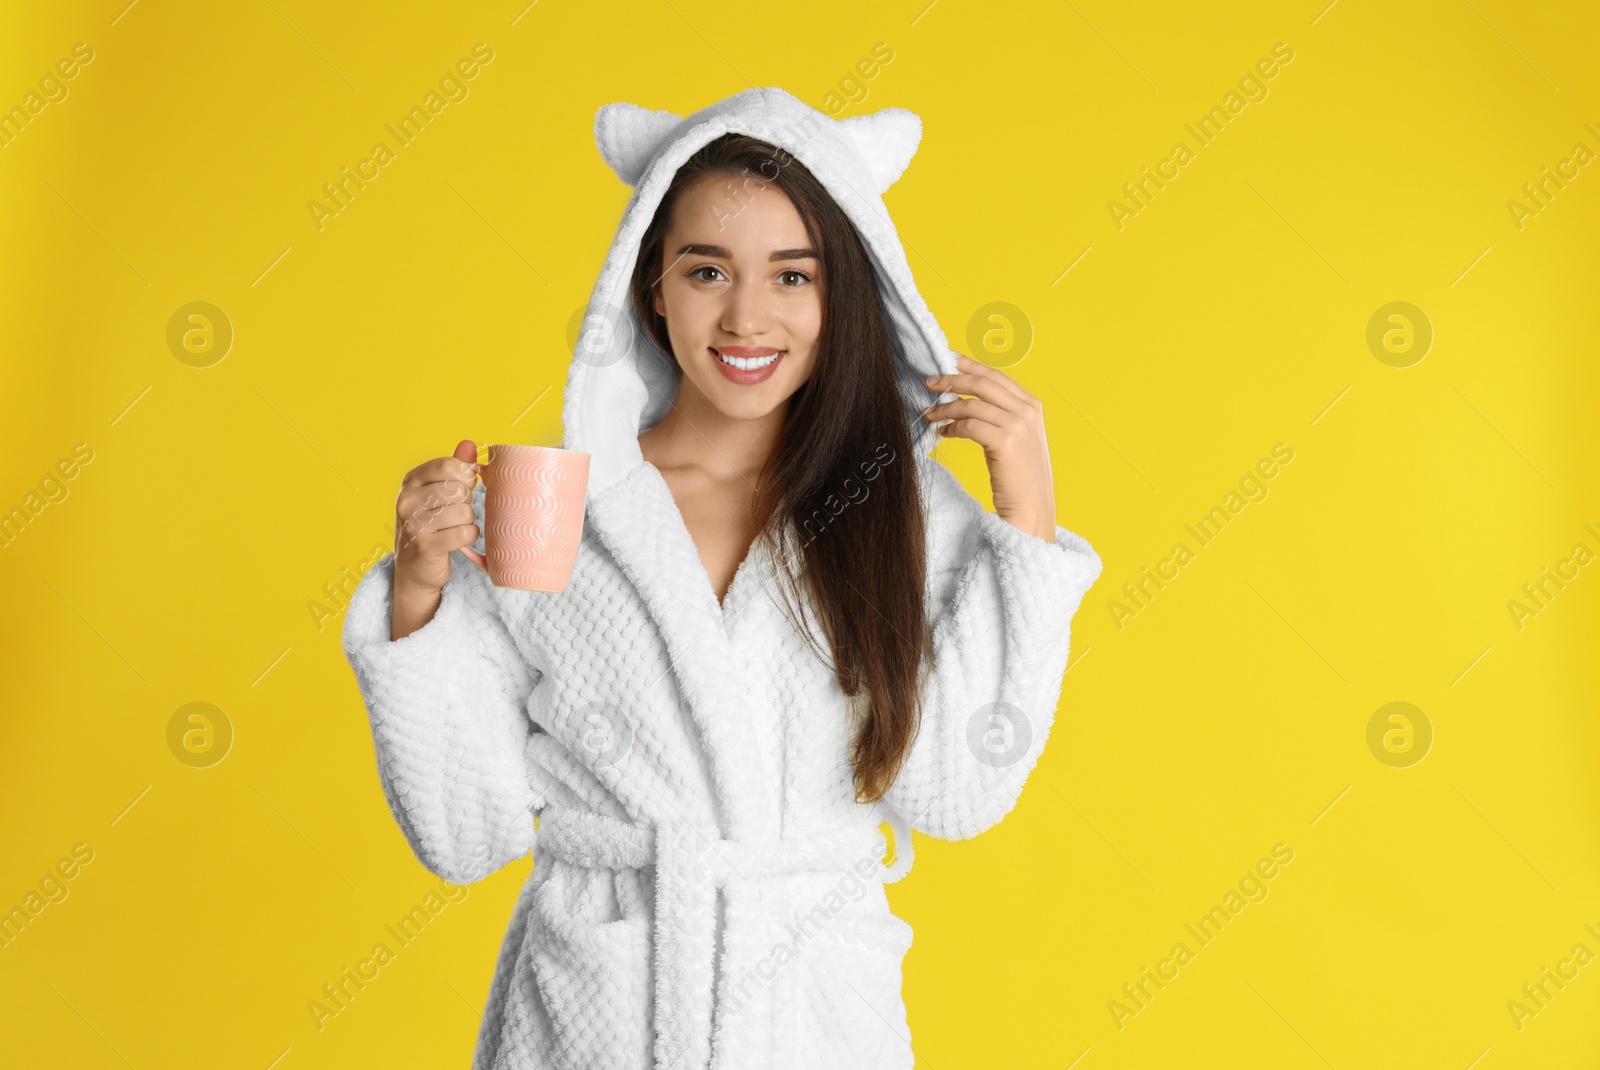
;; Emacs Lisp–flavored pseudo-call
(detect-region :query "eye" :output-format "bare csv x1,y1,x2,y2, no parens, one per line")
777,269,815,286
686,264,726,283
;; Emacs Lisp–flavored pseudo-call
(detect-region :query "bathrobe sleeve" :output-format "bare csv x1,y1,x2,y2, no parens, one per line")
341,491,544,885
883,453,1102,841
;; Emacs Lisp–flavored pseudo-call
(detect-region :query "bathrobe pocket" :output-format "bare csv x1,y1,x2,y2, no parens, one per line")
797,910,916,1068
526,862,653,1068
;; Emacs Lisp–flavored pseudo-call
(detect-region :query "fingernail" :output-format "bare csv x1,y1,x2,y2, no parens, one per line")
925,374,939,386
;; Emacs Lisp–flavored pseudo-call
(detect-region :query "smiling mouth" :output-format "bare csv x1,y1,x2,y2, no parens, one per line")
713,347,784,370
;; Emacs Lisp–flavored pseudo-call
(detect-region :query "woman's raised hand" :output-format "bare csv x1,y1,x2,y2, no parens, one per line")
390,439,481,639
923,352,1058,542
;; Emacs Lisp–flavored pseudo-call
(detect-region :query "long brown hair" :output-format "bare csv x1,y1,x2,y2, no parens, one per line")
629,132,932,804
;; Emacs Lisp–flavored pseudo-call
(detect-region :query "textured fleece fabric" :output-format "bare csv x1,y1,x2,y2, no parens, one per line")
341,85,1102,1070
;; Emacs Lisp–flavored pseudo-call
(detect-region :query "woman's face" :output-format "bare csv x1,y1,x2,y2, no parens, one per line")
652,172,824,422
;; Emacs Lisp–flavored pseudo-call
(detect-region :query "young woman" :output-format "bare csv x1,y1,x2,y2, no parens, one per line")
342,86,1101,1070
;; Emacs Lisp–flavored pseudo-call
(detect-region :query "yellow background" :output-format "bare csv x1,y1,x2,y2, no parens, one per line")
3,0,1597,1066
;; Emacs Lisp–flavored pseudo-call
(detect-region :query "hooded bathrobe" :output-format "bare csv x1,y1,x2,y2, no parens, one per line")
341,86,1103,1070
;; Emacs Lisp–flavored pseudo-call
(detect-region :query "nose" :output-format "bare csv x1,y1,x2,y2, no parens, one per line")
719,272,773,339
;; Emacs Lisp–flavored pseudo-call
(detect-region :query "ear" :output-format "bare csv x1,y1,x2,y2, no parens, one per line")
836,107,922,195
594,101,684,187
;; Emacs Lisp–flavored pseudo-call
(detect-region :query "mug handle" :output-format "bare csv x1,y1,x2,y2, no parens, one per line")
458,458,488,572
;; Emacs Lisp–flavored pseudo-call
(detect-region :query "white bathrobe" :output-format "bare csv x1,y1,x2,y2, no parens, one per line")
341,86,1102,1070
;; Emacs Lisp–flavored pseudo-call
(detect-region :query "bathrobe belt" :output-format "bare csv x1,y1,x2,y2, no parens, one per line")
536,803,916,1070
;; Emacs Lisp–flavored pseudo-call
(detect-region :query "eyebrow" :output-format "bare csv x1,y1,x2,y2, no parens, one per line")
675,243,819,262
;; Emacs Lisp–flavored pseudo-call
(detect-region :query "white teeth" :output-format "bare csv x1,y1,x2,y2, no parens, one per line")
717,351,781,370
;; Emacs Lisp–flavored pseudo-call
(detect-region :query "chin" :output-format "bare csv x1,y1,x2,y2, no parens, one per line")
704,385,792,422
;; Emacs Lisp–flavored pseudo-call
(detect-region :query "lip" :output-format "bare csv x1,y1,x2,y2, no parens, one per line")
711,346,785,385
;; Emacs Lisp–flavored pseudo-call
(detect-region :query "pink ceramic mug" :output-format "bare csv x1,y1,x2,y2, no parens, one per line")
459,444,590,592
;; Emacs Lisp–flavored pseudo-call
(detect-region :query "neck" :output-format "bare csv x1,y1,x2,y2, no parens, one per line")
639,383,785,485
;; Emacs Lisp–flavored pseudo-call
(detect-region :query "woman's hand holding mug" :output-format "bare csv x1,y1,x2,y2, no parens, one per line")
390,440,482,641
388,438,591,641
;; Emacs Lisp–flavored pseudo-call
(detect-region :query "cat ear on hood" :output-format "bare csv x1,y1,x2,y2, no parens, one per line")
837,107,922,195
594,101,684,187
595,96,923,196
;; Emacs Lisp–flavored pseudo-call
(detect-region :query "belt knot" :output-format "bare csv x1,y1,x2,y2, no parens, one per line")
534,804,914,1069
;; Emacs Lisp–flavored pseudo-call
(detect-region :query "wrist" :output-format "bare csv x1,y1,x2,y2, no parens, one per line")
390,568,448,641
998,510,1056,543
393,572,444,599
392,556,447,596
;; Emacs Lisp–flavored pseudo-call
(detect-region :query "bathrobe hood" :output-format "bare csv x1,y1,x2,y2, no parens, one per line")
561,85,956,499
